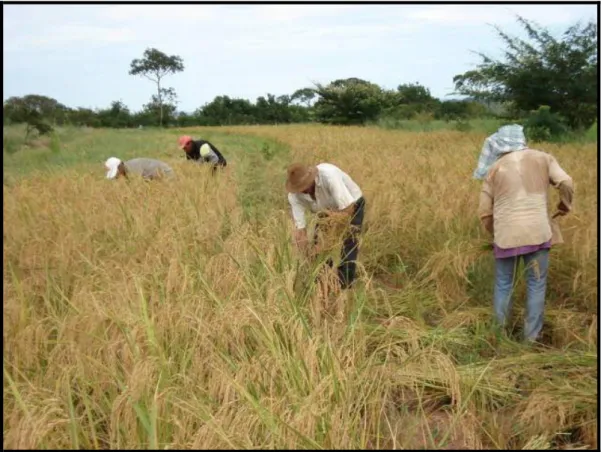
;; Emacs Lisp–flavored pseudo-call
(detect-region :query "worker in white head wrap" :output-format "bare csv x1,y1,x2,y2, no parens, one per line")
475,124,574,343
473,124,528,180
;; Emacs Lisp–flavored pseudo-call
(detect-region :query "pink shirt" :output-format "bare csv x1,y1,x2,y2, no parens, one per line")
493,240,551,259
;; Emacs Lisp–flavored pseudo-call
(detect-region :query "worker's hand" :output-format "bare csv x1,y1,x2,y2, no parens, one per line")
311,243,324,258
481,215,494,235
554,201,570,217
293,228,309,251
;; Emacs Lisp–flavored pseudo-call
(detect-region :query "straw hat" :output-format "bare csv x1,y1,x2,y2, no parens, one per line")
286,163,317,193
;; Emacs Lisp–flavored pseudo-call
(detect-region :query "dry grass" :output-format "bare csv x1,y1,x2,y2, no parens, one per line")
3,125,597,449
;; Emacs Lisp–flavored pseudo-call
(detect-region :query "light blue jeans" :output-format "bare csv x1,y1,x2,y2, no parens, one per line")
493,249,550,341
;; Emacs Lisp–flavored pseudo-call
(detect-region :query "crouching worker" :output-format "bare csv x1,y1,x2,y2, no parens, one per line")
286,162,365,290
178,135,227,174
475,124,574,343
104,157,174,180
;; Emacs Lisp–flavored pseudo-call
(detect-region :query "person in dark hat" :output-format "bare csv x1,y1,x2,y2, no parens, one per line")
286,162,365,289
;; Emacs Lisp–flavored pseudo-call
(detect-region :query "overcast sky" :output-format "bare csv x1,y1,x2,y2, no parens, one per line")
3,3,597,112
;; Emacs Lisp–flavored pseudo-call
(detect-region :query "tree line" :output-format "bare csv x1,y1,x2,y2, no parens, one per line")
1,83,498,128
3,17,597,139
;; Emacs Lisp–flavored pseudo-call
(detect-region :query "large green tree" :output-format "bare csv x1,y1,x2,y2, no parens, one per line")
129,48,184,127
453,17,598,130
291,87,317,107
380,82,441,120
3,94,68,126
3,95,66,138
97,100,134,128
196,96,257,126
313,78,384,125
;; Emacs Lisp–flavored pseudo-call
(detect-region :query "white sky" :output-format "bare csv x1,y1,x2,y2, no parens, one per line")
3,3,598,112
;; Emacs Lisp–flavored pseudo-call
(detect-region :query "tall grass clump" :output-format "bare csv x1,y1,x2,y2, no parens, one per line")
3,125,597,449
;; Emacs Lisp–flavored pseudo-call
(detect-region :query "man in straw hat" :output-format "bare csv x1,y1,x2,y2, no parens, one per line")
104,156,174,180
286,162,365,289
178,135,227,173
475,124,574,343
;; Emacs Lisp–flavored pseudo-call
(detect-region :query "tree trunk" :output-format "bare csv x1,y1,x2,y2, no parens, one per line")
157,79,163,128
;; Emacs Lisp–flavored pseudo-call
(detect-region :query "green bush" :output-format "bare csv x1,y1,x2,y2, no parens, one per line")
454,119,472,132
3,134,20,155
49,131,61,154
260,142,275,161
523,106,568,142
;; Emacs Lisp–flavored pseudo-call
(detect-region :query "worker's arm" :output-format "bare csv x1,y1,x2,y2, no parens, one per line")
548,154,574,216
478,178,494,234
288,193,309,250
200,143,220,165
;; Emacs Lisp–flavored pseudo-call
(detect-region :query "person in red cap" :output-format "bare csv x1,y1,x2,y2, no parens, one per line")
178,135,227,173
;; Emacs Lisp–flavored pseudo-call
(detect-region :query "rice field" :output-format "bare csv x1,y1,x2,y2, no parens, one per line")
3,124,598,449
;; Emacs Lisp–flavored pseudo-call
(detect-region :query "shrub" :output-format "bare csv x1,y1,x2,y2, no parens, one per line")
49,131,61,154
3,134,20,154
454,119,472,132
523,106,569,142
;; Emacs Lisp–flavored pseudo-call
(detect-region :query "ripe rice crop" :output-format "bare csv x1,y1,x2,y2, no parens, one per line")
3,125,597,449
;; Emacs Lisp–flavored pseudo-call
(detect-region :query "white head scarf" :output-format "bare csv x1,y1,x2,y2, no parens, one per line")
105,157,122,179
473,124,527,180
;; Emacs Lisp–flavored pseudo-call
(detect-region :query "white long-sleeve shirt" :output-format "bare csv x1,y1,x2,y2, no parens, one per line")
288,163,363,229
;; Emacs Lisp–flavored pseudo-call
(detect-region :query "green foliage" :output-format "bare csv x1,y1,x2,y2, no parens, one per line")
194,94,310,126
584,120,597,142
68,108,101,127
49,131,61,154
129,48,185,81
33,122,54,135
260,142,276,161
396,82,435,104
3,94,69,126
97,101,134,128
381,104,428,121
7,47,596,139
378,83,445,123
129,48,185,127
3,134,21,155
139,89,178,126
454,119,473,132
523,106,569,142
196,96,258,126
313,78,385,125
4,95,60,141
435,100,490,121
453,16,598,130
255,94,292,124
290,88,316,107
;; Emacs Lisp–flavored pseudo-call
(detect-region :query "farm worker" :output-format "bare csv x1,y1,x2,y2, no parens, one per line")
286,162,365,290
178,135,227,173
475,124,574,342
104,157,174,180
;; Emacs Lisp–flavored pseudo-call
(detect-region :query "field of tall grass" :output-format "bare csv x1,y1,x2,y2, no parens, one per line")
3,124,598,449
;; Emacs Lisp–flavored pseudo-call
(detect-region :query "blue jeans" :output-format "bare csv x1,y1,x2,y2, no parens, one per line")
493,249,550,341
